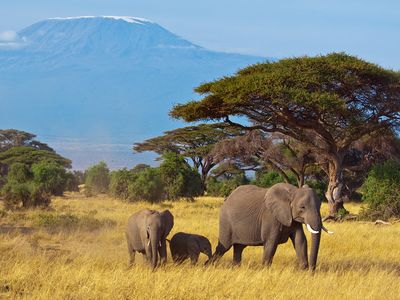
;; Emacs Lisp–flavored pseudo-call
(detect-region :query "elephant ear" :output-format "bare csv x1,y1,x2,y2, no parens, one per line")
161,210,174,236
265,183,293,227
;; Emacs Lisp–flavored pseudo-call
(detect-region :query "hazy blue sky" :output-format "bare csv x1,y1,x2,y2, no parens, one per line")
1,0,399,68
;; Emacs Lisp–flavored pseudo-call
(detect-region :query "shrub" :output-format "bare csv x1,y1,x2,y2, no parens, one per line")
360,160,400,220
206,173,249,197
2,181,50,209
32,161,67,196
127,168,164,202
159,152,202,200
109,168,137,199
85,161,110,195
253,170,297,188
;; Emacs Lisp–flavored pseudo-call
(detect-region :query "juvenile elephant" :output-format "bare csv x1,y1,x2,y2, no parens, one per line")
169,232,212,265
126,209,174,269
209,183,333,270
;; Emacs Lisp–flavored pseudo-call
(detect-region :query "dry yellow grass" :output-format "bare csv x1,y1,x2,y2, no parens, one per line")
1,193,400,299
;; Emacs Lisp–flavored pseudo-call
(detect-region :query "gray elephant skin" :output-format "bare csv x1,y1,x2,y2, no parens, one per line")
126,209,174,269
169,232,212,265
210,183,332,270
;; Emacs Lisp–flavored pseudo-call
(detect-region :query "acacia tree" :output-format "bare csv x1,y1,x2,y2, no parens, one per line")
170,53,400,216
212,130,317,187
133,124,240,188
0,129,54,152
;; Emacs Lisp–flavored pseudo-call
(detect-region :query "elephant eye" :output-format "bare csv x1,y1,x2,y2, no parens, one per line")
300,206,306,210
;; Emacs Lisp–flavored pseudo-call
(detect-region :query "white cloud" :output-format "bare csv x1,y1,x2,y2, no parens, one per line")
0,31,27,49
0,30,18,42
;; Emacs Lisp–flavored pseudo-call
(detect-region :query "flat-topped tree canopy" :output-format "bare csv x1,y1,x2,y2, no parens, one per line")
133,123,242,187
170,53,400,216
171,53,400,154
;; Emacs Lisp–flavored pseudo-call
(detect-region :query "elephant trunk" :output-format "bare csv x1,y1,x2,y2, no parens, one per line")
309,230,321,271
304,212,322,271
150,232,159,270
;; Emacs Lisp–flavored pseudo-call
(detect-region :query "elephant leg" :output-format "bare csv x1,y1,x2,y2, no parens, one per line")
262,240,278,266
207,242,231,265
159,240,167,266
190,253,199,265
127,240,135,266
129,250,136,266
233,244,246,265
290,227,309,269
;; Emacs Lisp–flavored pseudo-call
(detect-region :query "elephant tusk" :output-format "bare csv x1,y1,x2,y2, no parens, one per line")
306,224,319,234
322,225,334,234
147,240,150,247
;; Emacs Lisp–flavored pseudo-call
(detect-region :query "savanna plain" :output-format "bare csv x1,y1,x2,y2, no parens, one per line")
1,194,400,300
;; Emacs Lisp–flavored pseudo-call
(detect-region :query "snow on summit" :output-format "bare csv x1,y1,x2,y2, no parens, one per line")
49,16,152,24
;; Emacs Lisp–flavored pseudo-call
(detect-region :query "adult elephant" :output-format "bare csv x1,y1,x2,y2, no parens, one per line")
209,183,333,270
126,209,174,269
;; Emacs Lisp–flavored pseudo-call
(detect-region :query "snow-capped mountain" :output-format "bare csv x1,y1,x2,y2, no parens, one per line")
0,16,268,169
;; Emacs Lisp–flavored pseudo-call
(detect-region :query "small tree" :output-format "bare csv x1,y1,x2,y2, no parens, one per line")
1,163,50,209
32,161,67,196
85,162,110,195
109,168,137,200
159,152,202,200
361,160,400,220
127,168,164,202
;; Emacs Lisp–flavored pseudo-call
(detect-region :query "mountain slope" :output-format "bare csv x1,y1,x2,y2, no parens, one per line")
0,16,268,169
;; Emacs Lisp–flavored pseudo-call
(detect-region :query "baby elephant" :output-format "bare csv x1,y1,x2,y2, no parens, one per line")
169,232,212,265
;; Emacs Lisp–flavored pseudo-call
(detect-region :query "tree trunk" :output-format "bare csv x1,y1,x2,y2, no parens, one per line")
325,157,345,216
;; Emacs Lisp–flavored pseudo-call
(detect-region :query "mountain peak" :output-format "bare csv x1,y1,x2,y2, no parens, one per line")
48,16,153,25
13,16,199,57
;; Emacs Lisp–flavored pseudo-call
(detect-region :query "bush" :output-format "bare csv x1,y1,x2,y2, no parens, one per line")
2,181,50,209
361,160,400,220
32,161,67,196
206,173,249,197
159,152,202,200
85,161,110,195
127,168,164,202
109,168,137,199
253,170,296,188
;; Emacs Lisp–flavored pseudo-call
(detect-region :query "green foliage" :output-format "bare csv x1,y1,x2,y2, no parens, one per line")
32,161,67,196
6,162,32,183
206,174,249,197
361,160,400,220
0,146,71,169
127,167,164,202
159,152,202,200
130,164,150,174
2,181,50,209
85,161,110,195
253,170,296,188
64,171,81,192
109,168,137,199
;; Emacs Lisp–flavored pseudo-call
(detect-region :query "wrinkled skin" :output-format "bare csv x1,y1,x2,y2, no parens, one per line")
209,183,327,270
169,232,212,265
126,209,174,269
